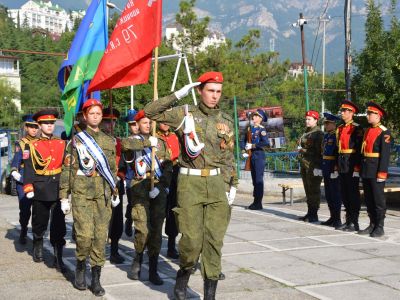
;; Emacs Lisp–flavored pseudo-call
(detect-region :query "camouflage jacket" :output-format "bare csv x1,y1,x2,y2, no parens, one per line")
298,125,324,170
121,134,172,189
144,94,238,189
59,127,117,200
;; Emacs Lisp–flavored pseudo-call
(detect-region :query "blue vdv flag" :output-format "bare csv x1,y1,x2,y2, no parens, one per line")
58,0,108,135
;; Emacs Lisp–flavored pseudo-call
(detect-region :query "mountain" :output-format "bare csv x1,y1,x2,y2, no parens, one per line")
1,0,398,72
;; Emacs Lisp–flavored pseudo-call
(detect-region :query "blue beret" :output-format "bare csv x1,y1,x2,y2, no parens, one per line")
323,112,340,122
22,114,38,125
251,109,268,122
125,109,138,123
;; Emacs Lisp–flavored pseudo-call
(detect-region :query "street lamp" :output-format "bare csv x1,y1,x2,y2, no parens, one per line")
292,13,310,111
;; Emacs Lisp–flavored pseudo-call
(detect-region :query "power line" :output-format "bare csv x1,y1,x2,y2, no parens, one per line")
0,48,65,57
310,0,330,66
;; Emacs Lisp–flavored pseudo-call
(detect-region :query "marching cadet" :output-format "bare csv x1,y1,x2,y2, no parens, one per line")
122,111,170,285
336,100,364,232
359,102,391,237
320,113,342,228
298,110,324,223
244,109,269,210
122,109,139,237
144,72,236,300
100,107,125,264
22,110,67,272
157,122,180,259
10,114,39,244
59,99,120,297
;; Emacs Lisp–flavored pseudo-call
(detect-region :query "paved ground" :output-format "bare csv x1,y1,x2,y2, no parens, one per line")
1,174,400,299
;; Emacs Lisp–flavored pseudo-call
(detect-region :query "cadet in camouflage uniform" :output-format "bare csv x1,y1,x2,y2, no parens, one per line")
144,72,236,300
122,111,171,285
59,99,119,297
298,110,324,223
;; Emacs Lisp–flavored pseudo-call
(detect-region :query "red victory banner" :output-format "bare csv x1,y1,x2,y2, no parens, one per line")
88,0,162,92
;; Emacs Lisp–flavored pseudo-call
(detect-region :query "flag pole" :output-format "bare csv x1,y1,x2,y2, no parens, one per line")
150,47,159,190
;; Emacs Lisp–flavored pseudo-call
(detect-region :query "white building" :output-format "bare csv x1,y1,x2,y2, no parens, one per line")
0,54,21,111
287,62,316,78
165,23,226,53
8,1,85,37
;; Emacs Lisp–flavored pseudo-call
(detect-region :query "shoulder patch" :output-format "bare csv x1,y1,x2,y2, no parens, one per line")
221,112,233,123
379,124,387,131
22,150,30,160
261,130,267,136
63,154,75,166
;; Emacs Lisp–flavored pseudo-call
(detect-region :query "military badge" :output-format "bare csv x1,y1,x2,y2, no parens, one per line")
63,154,75,166
22,150,30,159
261,131,267,136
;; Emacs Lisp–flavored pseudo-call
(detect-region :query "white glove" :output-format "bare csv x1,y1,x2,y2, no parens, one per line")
11,171,22,182
111,196,120,207
353,171,360,177
377,178,386,183
174,82,201,100
165,187,170,195
149,187,160,199
242,153,249,158
245,143,252,150
228,186,237,205
149,136,158,147
330,171,339,179
313,168,322,177
60,198,71,215
26,192,34,199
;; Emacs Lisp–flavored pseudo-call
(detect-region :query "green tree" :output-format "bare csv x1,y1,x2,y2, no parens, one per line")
175,0,210,66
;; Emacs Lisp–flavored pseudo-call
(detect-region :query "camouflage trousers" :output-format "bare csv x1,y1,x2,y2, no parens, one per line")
72,192,111,267
130,179,167,257
301,166,322,210
174,173,230,280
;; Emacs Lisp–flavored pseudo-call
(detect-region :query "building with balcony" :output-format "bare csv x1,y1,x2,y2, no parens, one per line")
0,53,21,111
165,23,226,53
8,1,84,38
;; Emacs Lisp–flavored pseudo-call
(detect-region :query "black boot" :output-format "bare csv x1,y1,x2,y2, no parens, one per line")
358,214,375,235
91,266,105,297
127,252,142,280
149,255,163,285
248,197,263,210
53,244,66,273
124,219,133,237
32,239,43,262
174,269,191,300
109,240,125,264
337,212,351,230
19,226,27,245
204,279,218,300
306,208,319,223
331,210,343,229
74,259,87,290
370,217,385,238
167,237,179,259
299,208,310,221
321,209,333,226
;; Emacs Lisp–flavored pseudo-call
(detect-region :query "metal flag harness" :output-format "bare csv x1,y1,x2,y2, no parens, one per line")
175,104,204,158
124,135,163,180
75,131,116,190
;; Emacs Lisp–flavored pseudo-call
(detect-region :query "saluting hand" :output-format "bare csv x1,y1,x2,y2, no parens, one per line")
174,82,201,100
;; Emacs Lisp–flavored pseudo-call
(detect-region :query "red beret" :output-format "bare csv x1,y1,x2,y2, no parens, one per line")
134,110,146,122
82,99,103,112
305,110,319,120
197,71,223,84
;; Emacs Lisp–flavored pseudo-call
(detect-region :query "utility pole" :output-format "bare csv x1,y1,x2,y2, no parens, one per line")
344,0,352,101
321,16,330,114
293,13,310,111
